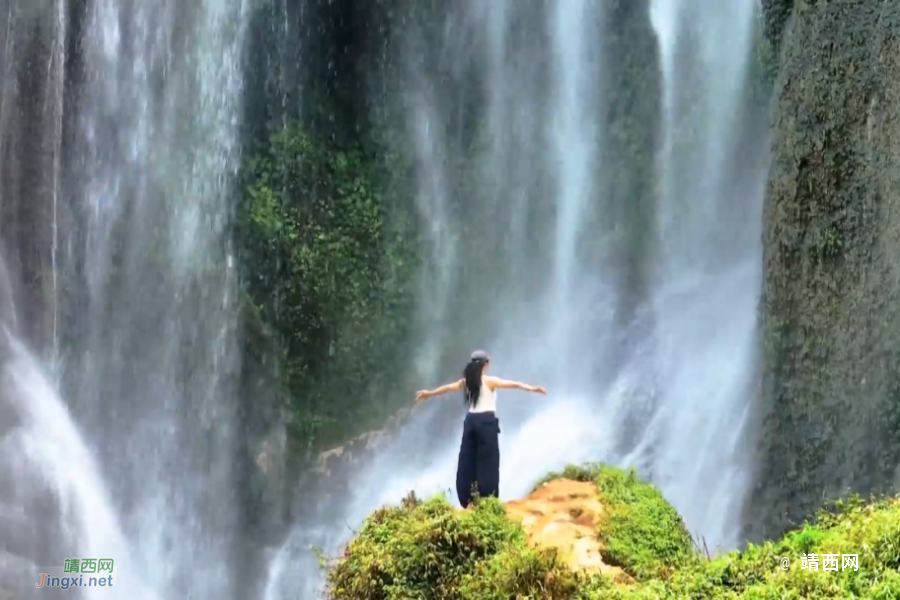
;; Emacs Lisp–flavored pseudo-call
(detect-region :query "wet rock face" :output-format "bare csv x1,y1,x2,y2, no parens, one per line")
760,0,795,52
504,479,632,584
285,407,412,530
748,0,900,541
303,407,411,480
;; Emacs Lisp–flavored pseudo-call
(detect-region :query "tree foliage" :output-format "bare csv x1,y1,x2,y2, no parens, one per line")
236,122,419,456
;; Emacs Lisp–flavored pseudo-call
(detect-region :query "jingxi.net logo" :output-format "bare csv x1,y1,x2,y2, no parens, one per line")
35,558,115,590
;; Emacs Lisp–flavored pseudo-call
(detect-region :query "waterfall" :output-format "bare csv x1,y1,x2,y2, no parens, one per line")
67,0,250,597
0,0,255,597
0,0,770,598
549,0,595,310
630,0,766,551
0,321,156,600
266,1,768,597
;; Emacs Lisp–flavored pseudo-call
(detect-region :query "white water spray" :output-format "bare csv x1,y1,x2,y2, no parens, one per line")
72,0,249,596
0,0,250,597
638,0,764,549
267,1,767,598
0,326,156,599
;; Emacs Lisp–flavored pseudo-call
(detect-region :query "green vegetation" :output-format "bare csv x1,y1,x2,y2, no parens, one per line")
749,0,900,541
531,464,696,580
236,122,419,456
326,464,900,599
759,0,794,57
648,493,900,600
327,493,586,599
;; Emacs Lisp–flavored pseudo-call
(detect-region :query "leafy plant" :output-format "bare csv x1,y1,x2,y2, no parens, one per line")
327,464,900,599
533,463,697,580
236,122,419,456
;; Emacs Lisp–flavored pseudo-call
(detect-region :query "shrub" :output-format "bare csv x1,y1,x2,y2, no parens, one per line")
326,493,585,600
326,466,900,600
532,463,698,580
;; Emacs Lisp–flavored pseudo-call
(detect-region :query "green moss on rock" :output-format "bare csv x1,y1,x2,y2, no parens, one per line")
639,494,900,599
326,493,584,600
532,463,696,580
326,465,900,599
236,122,420,457
750,0,900,542
760,0,794,55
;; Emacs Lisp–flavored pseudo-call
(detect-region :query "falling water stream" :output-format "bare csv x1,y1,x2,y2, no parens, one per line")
0,0,767,599
1,0,249,597
266,0,768,598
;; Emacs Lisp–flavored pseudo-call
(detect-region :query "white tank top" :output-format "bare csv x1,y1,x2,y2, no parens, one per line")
469,378,497,413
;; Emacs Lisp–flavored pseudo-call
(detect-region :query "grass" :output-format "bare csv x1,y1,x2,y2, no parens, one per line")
533,463,697,580
325,464,900,599
326,492,586,599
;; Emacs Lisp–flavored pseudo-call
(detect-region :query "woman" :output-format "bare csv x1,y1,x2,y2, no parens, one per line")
415,350,547,508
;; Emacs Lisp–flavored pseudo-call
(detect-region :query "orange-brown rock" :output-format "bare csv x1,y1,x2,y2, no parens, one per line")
504,479,633,584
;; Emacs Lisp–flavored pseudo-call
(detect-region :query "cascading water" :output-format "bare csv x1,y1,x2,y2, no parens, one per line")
66,0,250,597
623,0,768,551
0,0,256,597
0,315,156,600
0,249,155,600
267,1,769,598
0,0,769,598
549,0,598,326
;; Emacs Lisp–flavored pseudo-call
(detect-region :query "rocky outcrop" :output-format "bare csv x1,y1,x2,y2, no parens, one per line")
504,479,632,583
326,463,900,599
305,407,411,478
747,0,900,541
312,415,406,477
286,407,412,525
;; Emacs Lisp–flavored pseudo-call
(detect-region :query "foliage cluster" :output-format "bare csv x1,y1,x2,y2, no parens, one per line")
531,463,697,581
327,493,585,600
236,123,419,456
327,464,900,599
759,0,794,56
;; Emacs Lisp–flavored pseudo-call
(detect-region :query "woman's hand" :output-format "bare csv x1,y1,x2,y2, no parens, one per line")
415,389,431,403
534,386,547,395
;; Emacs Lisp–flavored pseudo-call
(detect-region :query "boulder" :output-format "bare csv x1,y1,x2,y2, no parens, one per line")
504,479,632,583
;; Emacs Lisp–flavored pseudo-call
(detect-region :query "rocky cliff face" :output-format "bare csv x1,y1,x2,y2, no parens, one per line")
746,0,900,541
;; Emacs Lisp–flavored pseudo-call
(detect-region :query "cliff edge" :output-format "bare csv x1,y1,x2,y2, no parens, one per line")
504,479,632,583
323,463,900,599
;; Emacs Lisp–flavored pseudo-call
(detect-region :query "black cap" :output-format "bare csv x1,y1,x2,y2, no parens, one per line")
470,349,490,363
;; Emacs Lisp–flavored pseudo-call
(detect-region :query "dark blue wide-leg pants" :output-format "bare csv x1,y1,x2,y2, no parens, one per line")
455,411,501,507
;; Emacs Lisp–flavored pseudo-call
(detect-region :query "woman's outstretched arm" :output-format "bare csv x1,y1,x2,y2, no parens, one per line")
416,379,464,403
484,376,546,394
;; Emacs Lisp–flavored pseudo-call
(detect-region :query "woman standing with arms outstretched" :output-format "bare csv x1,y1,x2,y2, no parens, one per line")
415,350,547,508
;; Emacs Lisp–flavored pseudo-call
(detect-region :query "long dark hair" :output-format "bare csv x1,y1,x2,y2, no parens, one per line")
463,353,489,409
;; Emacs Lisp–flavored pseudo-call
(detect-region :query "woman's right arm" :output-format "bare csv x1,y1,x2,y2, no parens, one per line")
485,377,547,395
416,379,464,402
